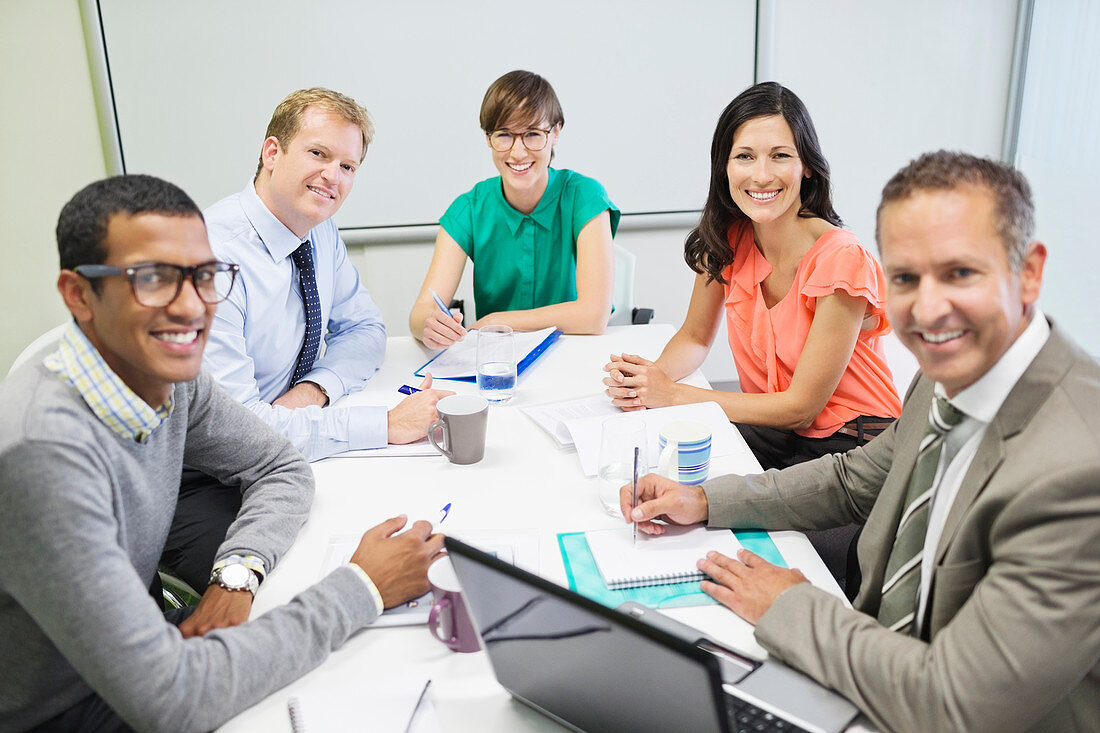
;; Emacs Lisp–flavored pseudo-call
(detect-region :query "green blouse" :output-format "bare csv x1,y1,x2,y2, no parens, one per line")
439,168,620,319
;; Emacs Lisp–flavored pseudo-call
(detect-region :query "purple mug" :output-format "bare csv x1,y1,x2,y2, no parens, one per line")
427,557,480,653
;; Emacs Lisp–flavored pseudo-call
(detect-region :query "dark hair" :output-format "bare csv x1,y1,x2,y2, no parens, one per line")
876,150,1035,272
684,82,841,284
480,70,564,134
56,175,203,291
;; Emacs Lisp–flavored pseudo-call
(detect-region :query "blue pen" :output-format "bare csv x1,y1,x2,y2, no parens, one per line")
428,287,451,316
439,502,452,524
398,384,421,395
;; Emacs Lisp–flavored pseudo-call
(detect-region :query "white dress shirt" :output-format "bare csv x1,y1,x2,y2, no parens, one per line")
915,310,1050,633
203,179,388,461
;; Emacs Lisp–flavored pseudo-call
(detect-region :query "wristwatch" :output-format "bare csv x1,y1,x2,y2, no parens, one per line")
209,559,260,595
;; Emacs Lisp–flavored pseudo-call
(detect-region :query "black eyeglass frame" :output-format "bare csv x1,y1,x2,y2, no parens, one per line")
73,261,240,307
487,128,554,152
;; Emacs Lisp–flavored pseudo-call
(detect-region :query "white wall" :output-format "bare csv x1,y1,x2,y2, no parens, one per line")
1015,0,1100,357
761,0,1020,250
1,0,1046,382
0,1,107,372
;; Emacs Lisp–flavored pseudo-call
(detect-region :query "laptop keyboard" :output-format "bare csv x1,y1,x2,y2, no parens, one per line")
726,693,811,732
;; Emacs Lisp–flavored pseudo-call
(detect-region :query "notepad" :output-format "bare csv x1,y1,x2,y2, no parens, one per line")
584,525,742,590
287,675,439,732
414,326,561,381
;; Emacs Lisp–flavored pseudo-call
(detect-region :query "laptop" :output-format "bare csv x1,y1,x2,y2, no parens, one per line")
445,536,860,733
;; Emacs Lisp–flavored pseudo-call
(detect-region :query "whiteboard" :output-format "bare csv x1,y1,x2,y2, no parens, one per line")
759,0,1019,251
88,0,756,230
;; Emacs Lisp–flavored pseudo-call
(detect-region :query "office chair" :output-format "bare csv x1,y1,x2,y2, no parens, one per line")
609,245,654,326
158,567,202,610
7,323,68,376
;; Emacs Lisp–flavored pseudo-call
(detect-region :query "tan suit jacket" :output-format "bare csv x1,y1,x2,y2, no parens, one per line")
704,322,1100,732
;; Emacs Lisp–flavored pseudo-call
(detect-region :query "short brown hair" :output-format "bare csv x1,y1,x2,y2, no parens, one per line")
876,151,1035,271
255,88,375,175
479,70,564,134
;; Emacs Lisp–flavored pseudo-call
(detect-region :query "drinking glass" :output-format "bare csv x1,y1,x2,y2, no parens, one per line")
476,325,516,403
597,415,647,517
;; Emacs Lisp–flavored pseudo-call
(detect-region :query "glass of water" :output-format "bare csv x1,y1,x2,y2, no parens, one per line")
476,325,516,403
597,415,647,517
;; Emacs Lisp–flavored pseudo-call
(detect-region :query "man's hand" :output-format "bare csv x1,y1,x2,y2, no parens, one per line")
699,549,808,625
423,310,466,350
619,472,709,535
602,353,678,411
272,381,328,409
178,584,254,638
387,375,454,444
350,514,445,608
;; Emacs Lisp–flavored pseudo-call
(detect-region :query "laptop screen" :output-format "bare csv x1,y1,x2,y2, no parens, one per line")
446,537,732,733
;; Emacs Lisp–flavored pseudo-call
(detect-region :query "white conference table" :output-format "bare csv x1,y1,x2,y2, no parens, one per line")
220,324,849,732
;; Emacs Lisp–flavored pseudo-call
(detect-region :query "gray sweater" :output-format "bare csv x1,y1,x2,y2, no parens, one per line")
0,363,380,732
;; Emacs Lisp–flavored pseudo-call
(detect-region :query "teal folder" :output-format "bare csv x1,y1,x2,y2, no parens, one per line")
556,529,787,610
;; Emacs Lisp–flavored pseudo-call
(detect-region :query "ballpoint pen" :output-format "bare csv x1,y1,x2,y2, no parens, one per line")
404,679,433,733
632,446,640,547
439,502,452,524
398,384,422,395
428,287,452,316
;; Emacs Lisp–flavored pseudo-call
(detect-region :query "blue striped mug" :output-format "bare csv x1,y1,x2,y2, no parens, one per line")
656,420,712,485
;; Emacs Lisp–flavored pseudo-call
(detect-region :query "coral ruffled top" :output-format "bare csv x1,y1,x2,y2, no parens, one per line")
722,220,902,438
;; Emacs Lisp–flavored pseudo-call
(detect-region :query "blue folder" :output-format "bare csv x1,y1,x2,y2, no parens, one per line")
414,329,563,383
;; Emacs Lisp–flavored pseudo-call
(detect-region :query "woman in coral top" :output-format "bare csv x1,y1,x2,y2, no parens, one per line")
604,82,901,471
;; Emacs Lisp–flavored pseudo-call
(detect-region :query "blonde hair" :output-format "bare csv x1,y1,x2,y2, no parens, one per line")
255,88,375,175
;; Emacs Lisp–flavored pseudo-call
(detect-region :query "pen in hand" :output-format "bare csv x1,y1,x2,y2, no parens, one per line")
429,287,452,317
632,446,640,547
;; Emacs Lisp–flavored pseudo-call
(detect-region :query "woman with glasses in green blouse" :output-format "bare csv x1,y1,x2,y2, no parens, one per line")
410,70,620,349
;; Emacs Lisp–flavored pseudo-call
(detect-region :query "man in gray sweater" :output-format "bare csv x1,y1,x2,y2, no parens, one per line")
0,174,443,732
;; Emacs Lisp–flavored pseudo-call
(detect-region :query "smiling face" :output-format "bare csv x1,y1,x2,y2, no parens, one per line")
880,186,1045,397
488,113,559,213
63,212,216,407
726,115,809,225
255,106,364,238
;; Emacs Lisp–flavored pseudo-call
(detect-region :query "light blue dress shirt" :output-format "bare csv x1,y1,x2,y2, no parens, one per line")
203,180,388,460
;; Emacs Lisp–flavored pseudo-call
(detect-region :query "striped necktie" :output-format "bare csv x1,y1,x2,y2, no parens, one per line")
877,395,964,634
290,240,322,384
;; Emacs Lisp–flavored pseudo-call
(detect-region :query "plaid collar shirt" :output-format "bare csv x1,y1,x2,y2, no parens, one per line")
43,322,173,444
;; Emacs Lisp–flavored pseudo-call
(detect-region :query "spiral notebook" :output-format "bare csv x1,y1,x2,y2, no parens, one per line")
584,525,742,590
287,675,439,732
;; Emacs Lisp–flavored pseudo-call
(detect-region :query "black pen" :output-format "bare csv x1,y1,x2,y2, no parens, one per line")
632,446,640,547
405,678,432,733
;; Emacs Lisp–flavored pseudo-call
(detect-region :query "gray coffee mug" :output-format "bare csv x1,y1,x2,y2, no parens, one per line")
428,394,489,464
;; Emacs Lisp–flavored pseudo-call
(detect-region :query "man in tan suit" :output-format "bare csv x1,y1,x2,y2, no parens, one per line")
625,151,1100,732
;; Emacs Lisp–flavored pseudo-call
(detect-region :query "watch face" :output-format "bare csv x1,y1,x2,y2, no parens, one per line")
220,563,250,588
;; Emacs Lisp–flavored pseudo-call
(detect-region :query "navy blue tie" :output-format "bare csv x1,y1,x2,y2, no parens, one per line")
290,241,322,384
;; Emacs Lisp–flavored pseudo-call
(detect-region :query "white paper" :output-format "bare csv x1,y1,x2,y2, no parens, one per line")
287,674,435,733
565,401,737,477
338,438,441,458
320,536,433,627
584,525,742,589
319,530,539,627
521,393,618,447
417,327,557,379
